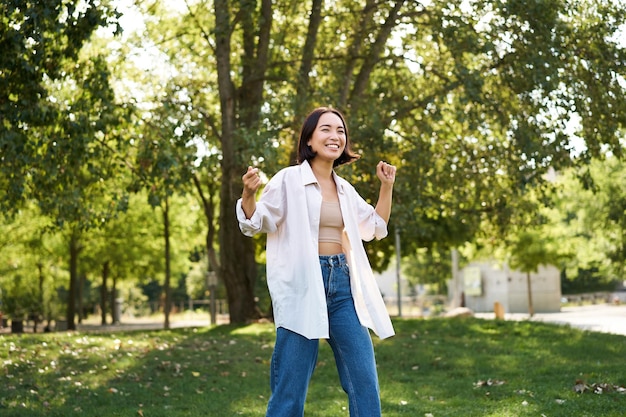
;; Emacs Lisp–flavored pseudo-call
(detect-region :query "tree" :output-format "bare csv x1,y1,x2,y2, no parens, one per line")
1,1,131,330
460,181,565,315
547,157,626,289
80,191,163,325
508,229,561,316
0,205,63,330
1,0,122,214
129,82,201,328
586,158,626,282
122,0,626,323
403,245,454,294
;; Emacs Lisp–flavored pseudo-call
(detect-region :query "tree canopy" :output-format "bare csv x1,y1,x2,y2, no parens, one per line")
2,0,625,324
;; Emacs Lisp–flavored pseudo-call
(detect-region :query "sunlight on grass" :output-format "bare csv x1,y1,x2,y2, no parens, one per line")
1,318,624,416
228,322,275,336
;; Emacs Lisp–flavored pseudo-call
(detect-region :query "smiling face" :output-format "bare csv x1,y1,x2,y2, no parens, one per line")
307,112,347,163
296,107,359,167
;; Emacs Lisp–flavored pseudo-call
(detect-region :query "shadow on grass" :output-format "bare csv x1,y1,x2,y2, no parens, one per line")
1,323,277,417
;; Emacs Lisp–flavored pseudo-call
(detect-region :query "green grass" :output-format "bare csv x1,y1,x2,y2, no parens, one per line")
1,318,625,416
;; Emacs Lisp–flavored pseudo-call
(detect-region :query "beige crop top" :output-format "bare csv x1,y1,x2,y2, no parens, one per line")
319,201,344,245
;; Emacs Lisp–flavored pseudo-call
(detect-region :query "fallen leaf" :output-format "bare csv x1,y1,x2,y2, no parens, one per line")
473,379,506,388
572,380,625,394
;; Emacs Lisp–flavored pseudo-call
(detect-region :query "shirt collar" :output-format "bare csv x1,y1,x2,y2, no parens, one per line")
300,160,345,195
300,160,317,185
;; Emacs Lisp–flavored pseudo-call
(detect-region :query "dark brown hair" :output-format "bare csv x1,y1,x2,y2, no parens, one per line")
296,107,360,167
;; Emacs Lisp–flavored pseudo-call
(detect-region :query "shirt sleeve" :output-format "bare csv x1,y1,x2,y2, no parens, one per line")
354,191,388,242
236,171,286,237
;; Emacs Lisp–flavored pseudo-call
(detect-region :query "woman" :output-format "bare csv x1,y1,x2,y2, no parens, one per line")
236,107,396,417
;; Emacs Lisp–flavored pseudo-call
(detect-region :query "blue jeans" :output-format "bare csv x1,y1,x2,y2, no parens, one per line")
266,253,381,417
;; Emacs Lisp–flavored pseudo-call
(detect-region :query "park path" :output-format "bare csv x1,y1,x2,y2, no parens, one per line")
80,304,626,337
2,305,625,336
474,303,626,336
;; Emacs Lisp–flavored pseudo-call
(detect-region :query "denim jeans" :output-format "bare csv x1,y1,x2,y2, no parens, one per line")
266,253,382,417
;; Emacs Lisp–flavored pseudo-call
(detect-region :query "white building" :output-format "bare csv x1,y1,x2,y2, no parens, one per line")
455,262,562,314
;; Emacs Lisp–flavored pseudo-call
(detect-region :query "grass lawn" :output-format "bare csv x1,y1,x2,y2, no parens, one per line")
1,317,625,416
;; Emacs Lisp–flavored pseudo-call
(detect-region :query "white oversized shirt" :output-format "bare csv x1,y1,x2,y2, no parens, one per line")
236,160,395,340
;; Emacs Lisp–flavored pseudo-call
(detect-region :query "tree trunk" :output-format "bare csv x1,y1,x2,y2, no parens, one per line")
192,173,220,326
66,232,80,330
163,196,172,329
77,273,85,324
338,0,377,108
192,173,220,272
526,272,535,317
220,194,259,323
214,0,261,324
101,261,109,325
111,275,118,324
35,262,44,333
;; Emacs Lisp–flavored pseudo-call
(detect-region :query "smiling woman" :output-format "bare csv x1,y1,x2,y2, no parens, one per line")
236,106,397,416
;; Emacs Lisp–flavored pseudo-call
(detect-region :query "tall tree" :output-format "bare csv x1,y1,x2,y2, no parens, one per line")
80,191,163,325
131,84,199,328
126,0,626,323
212,0,271,322
1,1,130,329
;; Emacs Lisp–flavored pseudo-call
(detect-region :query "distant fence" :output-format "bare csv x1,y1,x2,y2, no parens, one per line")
561,292,616,305
187,299,229,314
384,295,448,317
146,299,229,315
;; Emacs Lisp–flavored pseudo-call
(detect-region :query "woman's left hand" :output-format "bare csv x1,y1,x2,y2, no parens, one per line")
376,161,396,185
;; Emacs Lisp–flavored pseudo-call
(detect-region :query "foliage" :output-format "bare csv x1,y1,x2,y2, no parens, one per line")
402,245,455,293
2,0,626,324
1,275,38,319
0,319,625,416
117,0,626,322
0,205,66,321
549,157,626,285
0,191,205,326
185,261,208,300
1,1,133,330
78,192,164,286
0,0,125,219
462,156,626,292
508,228,562,274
